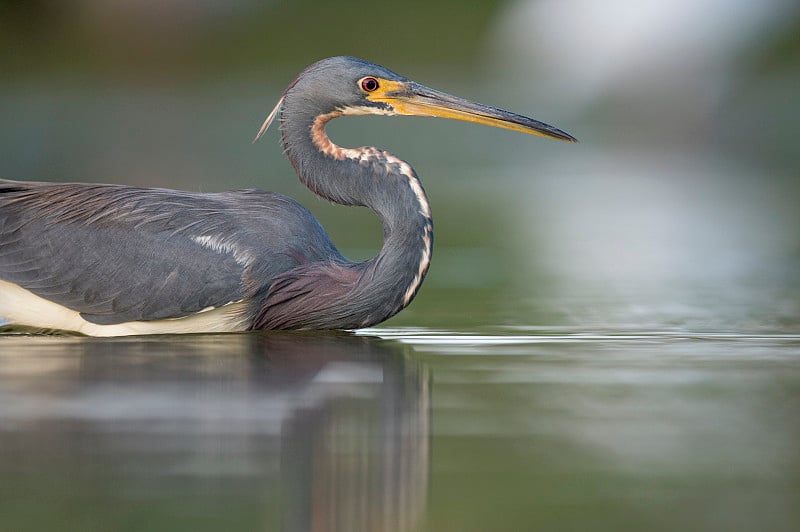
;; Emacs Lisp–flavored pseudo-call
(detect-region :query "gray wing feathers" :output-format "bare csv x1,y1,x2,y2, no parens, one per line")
0,180,251,324
0,180,342,325
0,180,336,325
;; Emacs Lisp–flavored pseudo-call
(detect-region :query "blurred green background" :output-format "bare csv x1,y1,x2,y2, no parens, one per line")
2,3,800,532
2,0,799,332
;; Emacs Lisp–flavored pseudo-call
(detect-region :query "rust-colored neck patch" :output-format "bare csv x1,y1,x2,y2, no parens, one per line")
310,110,350,161
309,106,395,161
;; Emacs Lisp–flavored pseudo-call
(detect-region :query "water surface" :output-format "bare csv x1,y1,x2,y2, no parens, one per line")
1,329,797,531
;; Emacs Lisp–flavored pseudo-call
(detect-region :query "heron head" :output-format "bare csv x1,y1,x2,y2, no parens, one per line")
255,56,576,143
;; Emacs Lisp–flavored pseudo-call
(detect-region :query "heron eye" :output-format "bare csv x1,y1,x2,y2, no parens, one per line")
361,77,379,92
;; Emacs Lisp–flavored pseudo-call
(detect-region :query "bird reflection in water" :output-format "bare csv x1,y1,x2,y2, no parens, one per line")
0,333,429,531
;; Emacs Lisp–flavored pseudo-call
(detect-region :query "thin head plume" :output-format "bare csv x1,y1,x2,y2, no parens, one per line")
253,96,285,143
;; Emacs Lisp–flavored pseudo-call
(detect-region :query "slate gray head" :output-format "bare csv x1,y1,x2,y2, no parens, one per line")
254,56,577,143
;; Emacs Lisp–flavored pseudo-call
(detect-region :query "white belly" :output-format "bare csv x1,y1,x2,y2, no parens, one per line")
0,280,250,337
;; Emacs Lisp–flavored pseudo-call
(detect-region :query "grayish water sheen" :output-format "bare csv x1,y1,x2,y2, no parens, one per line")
0,328,797,532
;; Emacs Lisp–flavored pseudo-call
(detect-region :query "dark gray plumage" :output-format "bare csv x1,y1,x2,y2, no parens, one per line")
0,56,574,335
0,181,342,325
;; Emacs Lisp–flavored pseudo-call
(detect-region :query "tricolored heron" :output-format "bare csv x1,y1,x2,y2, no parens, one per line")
0,56,575,336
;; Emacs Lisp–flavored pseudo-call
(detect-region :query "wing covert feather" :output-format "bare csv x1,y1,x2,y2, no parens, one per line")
0,180,340,325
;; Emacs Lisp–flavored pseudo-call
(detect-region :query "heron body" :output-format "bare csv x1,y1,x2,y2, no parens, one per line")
0,56,574,336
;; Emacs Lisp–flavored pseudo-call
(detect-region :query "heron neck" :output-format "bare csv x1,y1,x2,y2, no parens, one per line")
282,111,434,321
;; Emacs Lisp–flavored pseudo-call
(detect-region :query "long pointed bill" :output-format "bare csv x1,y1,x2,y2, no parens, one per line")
368,80,577,142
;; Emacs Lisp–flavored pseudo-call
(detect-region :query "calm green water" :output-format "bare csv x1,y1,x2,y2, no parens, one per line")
1,329,798,532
